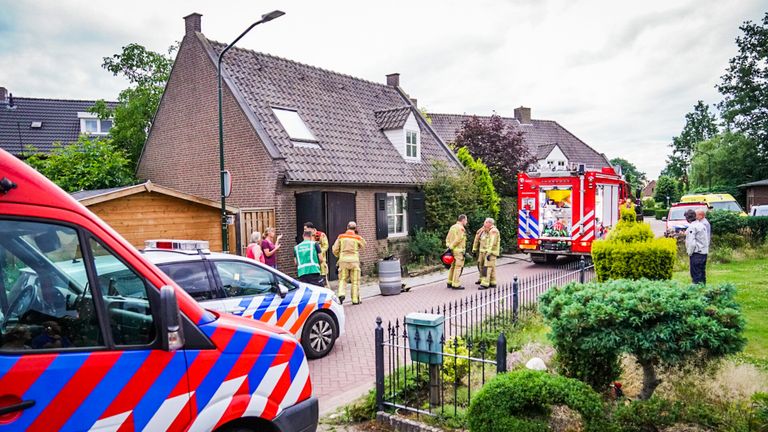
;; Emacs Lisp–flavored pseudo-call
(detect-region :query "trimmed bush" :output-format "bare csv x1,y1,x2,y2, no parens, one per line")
708,210,768,245
467,370,608,432
442,337,470,384
642,207,656,216
642,197,656,209
606,219,655,243
592,238,676,281
408,229,443,264
655,208,668,220
612,397,683,432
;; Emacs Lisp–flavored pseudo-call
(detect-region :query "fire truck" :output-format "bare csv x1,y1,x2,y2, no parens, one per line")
517,164,629,263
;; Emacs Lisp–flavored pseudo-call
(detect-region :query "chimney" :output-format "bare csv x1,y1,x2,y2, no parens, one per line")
0,87,7,105
514,106,531,124
386,73,400,87
184,13,202,35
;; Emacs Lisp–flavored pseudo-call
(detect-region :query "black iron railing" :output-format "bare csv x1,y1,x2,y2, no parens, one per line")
374,257,595,419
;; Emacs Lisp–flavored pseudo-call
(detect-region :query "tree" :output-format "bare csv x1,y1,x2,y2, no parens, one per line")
453,115,535,196
717,12,768,159
609,157,646,196
663,101,719,190
539,279,746,399
24,137,135,192
456,147,500,218
689,131,761,199
423,162,480,237
653,175,680,206
91,43,176,169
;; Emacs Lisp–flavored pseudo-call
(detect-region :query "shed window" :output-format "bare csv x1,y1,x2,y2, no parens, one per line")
272,108,317,142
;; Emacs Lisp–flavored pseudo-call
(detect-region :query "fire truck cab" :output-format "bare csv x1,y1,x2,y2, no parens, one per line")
517,165,628,263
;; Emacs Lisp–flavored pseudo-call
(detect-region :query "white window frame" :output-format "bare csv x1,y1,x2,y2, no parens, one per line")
386,193,408,238
404,129,420,161
77,112,113,136
271,107,318,144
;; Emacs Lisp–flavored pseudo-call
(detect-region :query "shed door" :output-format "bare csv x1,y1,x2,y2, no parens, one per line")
325,192,356,281
295,192,326,244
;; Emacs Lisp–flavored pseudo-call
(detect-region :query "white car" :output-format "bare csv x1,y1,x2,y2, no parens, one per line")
141,240,345,359
750,205,768,217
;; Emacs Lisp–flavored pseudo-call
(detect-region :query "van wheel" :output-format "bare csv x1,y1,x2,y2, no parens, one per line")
302,312,338,359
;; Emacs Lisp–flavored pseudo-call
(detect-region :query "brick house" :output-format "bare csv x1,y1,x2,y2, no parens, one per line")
137,13,461,278
429,108,612,171
739,179,768,212
641,180,657,199
0,87,116,156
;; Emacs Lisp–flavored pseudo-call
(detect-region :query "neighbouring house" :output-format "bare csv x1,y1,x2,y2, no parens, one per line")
739,179,768,212
136,13,462,278
429,108,612,171
0,87,116,156
641,180,657,199
72,181,239,253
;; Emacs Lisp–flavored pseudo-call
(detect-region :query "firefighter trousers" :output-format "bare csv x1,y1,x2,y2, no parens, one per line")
475,252,486,280
320,261,330,289
338,261,361,303
447,251,465,288
480,255,497,287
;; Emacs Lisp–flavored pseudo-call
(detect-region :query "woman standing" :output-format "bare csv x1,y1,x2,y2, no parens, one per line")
261,227,282,269
246,231,266,264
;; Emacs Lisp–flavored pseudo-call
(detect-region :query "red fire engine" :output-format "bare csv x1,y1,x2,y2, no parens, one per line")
517,165,629,263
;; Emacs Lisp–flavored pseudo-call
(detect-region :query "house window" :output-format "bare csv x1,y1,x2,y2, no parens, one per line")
386,193,408,237
78,112,113,135
405,130,419,159
272,108,317,143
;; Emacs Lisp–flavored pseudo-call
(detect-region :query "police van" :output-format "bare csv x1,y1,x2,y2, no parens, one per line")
140,240,345,359
0,148,318,432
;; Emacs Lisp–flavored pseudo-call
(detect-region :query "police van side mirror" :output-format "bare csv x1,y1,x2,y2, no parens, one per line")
278,284,289,298
160,285,184,351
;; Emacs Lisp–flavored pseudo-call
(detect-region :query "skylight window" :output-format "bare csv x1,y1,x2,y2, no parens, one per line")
272,108,317,142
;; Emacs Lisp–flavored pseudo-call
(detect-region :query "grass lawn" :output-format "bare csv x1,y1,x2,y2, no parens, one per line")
674,257,768,361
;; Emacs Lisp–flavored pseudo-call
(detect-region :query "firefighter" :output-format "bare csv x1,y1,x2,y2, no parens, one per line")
479,217,501,289
445,214,468,290
293,230,324,287
304,222,330,288
332,221,366,304
471,225,486,285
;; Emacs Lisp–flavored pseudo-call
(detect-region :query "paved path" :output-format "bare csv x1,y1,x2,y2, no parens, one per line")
647,218,666,237
310,254,564,415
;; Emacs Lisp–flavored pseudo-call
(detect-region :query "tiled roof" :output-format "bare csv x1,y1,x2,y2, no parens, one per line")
205,37,460,185
739,179,768,187
428,113,611,169
375,106,411,130
0,97,117,155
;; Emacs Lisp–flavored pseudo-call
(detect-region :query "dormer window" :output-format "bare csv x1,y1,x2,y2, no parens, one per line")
405,130,419,159
78,112,113,136
375,107,422,162
272,107,319,147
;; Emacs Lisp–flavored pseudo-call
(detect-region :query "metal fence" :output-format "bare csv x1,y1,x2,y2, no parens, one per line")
374,257,595,418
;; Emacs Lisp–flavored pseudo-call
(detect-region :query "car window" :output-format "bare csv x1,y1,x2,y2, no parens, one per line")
0,220,103,351
710,201,742,212
213,260,274,297
158,261,218,301
90,239,155,346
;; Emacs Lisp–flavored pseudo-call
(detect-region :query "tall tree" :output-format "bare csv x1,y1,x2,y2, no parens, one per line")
717,12,768,161
91,43,176,170
653,175,681,207
453,115,535,196
663,101,719,190
689,131,760,200
609,157,646,196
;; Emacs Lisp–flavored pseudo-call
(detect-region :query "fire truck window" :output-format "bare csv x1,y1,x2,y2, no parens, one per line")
540,188,573,237
0,220,104,351
89,238,155,346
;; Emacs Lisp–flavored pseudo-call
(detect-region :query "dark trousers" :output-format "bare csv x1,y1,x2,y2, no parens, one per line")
690,253,707,284
298,273,325,287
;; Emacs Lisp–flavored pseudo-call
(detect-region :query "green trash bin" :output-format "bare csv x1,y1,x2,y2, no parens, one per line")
405,313,445,365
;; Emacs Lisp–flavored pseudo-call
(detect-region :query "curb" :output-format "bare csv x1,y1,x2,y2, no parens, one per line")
376,412,442,432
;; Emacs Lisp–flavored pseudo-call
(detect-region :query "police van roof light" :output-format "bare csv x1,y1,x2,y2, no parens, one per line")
145,239,210,251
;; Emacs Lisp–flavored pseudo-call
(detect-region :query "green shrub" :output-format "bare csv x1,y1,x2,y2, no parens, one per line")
746,216,768,245
711,233,748,250
424,162,480,236
655,208,669,220
592,238,676,281
642,197,656,209
496,197,518,253
708,210,747,236
408,229,443,264
753,392,768,428
442,337,470,384
344,390,377,422
612,397,683,432
606,220,655,243
456,147,500,218
467,370,608,432
642,208,656,216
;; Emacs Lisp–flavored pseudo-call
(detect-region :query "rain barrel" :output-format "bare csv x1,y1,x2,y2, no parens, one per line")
378,258,402,296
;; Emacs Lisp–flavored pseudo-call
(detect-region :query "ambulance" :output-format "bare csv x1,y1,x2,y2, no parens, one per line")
517,164,629,263
0,148,317,431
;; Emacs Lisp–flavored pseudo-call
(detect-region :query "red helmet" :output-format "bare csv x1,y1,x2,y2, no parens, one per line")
441,250,454,268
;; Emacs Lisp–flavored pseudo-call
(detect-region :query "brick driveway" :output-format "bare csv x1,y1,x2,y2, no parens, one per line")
310,256,560,414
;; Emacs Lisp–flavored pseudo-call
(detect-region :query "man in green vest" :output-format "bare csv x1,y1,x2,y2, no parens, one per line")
294,230,324,287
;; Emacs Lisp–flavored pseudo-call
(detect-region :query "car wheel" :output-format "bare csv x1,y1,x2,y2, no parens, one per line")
301,312,338,359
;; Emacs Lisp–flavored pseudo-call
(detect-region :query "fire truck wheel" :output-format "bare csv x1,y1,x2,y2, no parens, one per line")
531,253,547,264
546,254,558,264
302,311,338,359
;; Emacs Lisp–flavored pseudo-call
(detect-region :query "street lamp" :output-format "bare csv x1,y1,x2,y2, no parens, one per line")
218,10,285,253
698,150,713,192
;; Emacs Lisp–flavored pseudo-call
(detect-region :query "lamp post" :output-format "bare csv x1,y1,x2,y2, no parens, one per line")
218,10,285,253
698,150,713,192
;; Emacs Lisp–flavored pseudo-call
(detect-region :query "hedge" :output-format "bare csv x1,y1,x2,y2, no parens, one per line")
467,370,608,432
592,238,676,281
654,208,668,220
642,208,656,216
606,218,654,243
707,210,768,245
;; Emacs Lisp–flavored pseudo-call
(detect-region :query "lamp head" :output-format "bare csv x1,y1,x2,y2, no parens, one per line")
261,10,285,22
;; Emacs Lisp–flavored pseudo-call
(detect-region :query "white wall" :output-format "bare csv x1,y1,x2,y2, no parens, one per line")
383,113,420,162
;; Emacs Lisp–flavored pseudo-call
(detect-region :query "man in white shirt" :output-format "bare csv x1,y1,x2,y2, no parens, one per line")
696,209,711,240
685,209,709,284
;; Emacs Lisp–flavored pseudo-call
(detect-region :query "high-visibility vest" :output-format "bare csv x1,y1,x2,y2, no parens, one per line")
295,240,321,277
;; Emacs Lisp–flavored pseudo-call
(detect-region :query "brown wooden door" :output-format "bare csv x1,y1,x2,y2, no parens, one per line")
325,192,356,280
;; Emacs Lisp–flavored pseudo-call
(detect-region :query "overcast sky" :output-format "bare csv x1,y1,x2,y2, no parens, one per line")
1,0,764,178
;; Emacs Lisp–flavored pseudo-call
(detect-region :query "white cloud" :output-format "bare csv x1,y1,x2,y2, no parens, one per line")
0,0,764,178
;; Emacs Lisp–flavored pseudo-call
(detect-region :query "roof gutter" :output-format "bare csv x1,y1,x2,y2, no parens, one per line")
283,177,420,188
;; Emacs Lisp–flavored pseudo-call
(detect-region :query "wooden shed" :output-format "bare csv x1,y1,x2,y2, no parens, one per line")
72,181,239,253
740,179,768,212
